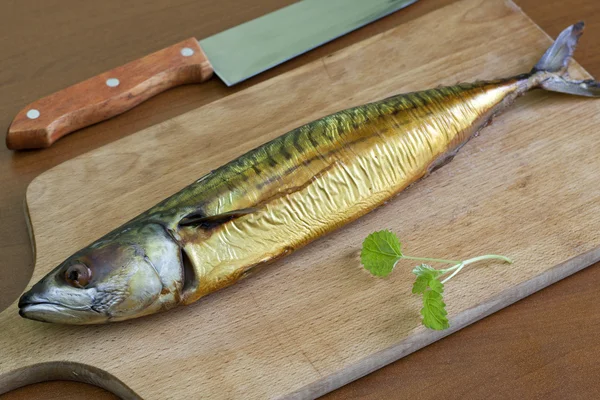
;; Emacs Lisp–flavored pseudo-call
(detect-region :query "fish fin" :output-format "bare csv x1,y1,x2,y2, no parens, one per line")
532,22,600,97
538,77,600,97
179,208,258,228
532,22,583,75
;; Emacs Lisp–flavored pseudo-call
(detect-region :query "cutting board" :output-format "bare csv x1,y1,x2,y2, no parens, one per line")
2,0,600,398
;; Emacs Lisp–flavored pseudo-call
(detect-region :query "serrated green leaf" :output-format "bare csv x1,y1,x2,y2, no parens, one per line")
360,230,403,277
421,286,449,330
411,264,443,294
428,278,444,294
412,275,429,294
412,264,443,280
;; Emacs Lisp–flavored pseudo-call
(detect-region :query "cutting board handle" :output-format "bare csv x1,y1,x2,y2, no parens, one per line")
5,37,213,150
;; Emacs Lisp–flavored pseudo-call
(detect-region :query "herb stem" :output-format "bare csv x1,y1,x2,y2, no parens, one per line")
441,263,464,283
440,254,512,284
401,255,462,265
462,254,513,265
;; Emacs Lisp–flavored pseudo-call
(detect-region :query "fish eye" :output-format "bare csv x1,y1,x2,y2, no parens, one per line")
64,263,92,288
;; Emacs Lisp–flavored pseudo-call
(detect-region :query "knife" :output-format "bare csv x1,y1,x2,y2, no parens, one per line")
6,0,418,150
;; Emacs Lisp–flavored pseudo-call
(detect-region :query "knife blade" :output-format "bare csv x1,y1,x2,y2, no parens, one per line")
6,0,418,150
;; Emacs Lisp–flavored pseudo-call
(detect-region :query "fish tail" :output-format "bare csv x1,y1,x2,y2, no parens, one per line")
530,21,600,97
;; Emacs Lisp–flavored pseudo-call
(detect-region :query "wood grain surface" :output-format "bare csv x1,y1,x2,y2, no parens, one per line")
0,0,599,399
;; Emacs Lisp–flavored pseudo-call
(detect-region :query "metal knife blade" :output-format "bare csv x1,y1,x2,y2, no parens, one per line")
201,0,419,86
6,0,419,150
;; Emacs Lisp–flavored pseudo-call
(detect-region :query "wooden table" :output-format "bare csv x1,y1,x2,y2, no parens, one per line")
1,0,599,398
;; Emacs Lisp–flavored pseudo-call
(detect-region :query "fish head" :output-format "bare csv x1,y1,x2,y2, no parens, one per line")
19,224,182,324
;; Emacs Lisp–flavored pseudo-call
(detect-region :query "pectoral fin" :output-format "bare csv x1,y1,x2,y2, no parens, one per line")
179,208,259,228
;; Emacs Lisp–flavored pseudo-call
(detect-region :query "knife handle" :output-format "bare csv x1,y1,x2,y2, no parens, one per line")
6,37,213,150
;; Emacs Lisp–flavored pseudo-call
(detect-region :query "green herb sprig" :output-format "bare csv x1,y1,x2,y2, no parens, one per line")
360,230,512,330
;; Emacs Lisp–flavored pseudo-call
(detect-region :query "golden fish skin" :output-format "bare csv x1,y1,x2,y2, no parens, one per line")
179,77,529,303
18,22,600,324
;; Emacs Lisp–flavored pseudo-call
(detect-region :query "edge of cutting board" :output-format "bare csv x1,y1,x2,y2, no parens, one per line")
287,250,600,399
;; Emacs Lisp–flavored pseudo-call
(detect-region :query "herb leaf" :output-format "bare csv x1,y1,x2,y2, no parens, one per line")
428,277,444,294
421,286,449,330
412,264,449,330
411,264,443,294
360,230,403,277
360,229,511,331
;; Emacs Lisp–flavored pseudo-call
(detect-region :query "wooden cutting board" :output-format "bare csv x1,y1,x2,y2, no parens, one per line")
2,0,600,398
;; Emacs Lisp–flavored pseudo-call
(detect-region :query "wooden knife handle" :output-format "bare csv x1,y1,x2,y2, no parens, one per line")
6,37,213,150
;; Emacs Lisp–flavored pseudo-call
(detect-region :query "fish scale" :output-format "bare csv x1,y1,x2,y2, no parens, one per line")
179,79,520,303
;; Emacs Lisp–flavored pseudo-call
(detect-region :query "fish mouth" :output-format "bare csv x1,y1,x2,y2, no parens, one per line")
18,301,103,324
19,300,91,313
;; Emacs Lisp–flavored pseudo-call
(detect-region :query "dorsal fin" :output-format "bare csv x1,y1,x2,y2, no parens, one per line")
179,208,258,229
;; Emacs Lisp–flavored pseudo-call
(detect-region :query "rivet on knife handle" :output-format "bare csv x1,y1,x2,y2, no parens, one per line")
6,38,213,150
